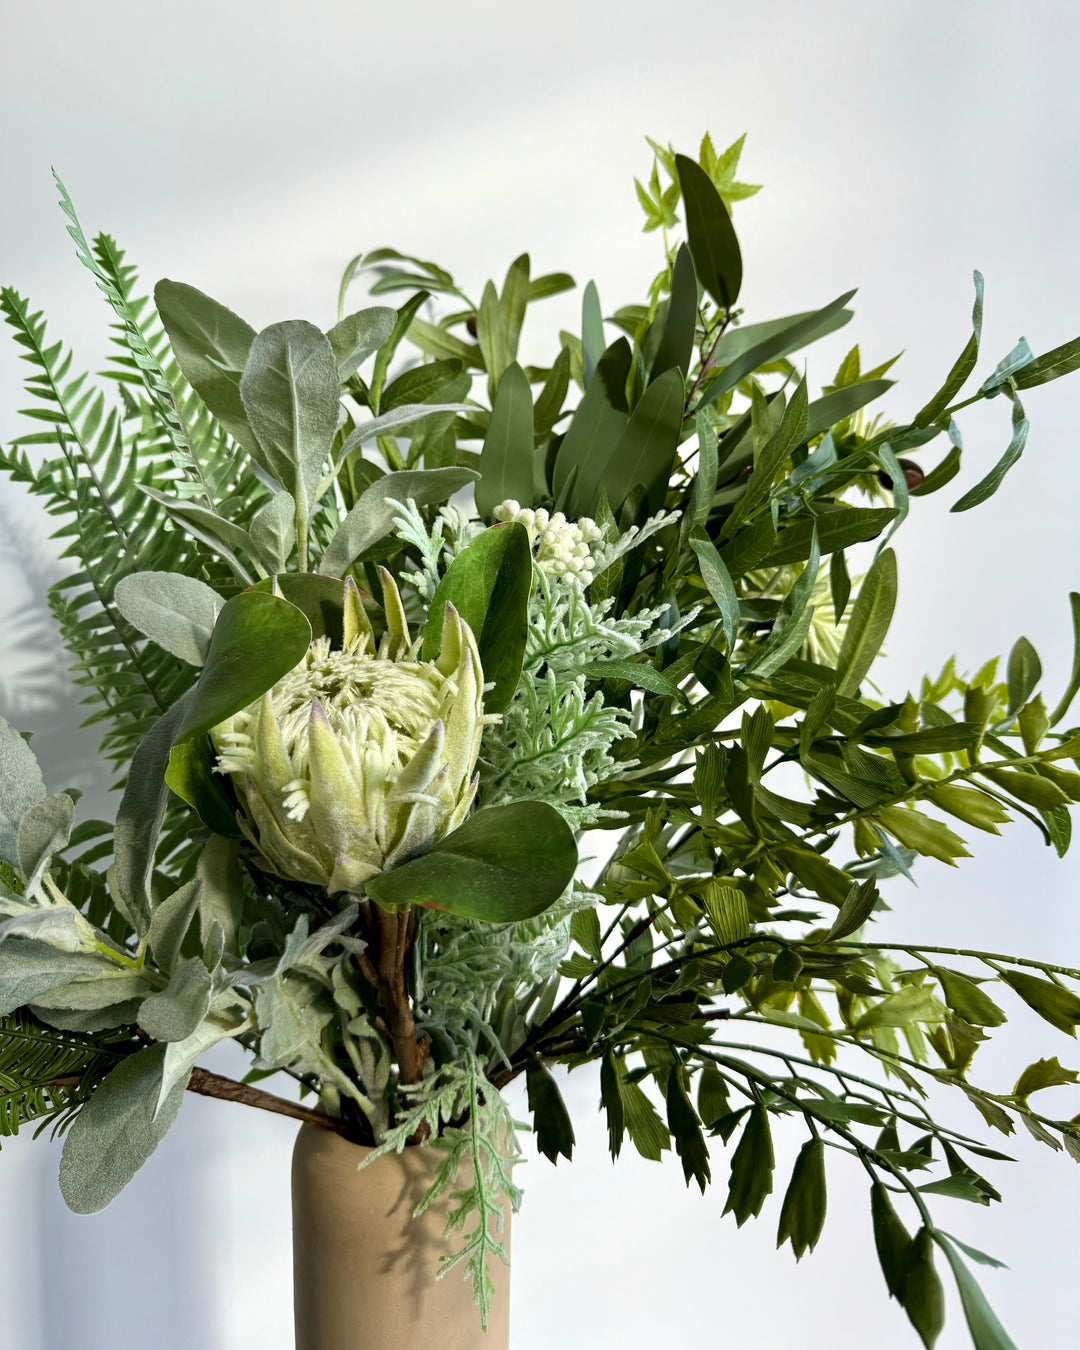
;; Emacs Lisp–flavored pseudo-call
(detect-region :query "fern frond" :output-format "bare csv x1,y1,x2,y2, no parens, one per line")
0,1010,136,1145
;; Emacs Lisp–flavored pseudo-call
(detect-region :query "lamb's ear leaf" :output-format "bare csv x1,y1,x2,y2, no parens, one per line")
320,467,479,577
113,571,224,667
0,717,46,869
154,279,257,450
174,591,313,745
59,1043,190,1214
366,802,577,923
327,306,396,380
421,523,532,714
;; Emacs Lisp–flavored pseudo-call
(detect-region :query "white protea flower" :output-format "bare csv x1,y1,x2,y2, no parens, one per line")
492,500,603,586
210,570,489,897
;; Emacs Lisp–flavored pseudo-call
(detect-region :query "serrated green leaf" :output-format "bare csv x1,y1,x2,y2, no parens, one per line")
723,1103,773,1226
776,1137,826,1259
526,1057,575,1164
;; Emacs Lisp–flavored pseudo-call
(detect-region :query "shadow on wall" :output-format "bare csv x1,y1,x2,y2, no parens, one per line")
0,489,114,821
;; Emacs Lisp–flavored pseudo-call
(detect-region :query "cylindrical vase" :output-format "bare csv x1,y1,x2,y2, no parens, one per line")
291,1122,511,1350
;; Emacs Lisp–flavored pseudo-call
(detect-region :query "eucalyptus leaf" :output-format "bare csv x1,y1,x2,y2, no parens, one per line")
932,1233,1018,1350
597,366,685,517
551,339,630,507
113,571,224,667
650,244,696,382
366,801,577,922
581,281,605,387
111,691,196,938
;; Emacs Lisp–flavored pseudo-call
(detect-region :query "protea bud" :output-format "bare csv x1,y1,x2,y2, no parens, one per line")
209,569,487,898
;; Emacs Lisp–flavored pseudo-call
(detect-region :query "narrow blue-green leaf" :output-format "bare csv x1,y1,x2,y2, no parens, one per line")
805,380,894,440
875,442,909,547
475,362,534,518
583,659,687,704
699,290,857,409
690,530,740,649
980,336,1034,394
915,270,984,426
951,388,1029,512
835,548,897,696
830,548,851,623
1050,592,1080,726
582,281,605,387
1013,333,1080,389
933,1233,1018,1350
676,154,742,310
596,366,684,517
551,339,630,507
650,243,696,382
710,303,853,368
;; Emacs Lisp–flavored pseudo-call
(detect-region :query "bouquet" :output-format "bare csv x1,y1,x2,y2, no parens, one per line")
2,133,1079,1348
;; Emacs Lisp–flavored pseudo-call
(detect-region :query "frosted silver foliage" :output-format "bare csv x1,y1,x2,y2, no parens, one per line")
210,570,490,895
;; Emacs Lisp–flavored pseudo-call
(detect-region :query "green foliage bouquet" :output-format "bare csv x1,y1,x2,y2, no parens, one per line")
3,133,1080,1347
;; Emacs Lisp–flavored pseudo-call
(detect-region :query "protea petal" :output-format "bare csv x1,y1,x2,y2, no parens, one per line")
343,575,375,652
377,566,411,660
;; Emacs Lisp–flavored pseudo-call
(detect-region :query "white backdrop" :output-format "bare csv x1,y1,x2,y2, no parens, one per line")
1,1,1078,1345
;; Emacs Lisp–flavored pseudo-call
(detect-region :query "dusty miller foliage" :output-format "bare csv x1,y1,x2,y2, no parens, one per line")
2,131,1080,1345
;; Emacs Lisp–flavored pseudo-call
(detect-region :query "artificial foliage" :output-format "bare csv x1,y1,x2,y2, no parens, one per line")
2,132,1080,1346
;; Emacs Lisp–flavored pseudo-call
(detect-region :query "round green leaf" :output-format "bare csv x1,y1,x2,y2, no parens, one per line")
366,801,577,922
421,522,532,714
249,572,346,648
175,591,312,744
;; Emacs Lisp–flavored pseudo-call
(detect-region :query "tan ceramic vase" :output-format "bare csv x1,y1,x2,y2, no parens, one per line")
291,1123,512,1350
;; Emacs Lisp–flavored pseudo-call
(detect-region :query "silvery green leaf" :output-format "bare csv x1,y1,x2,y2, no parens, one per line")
320,466,479,576
59,1043,189,1213
148,879,201,975
32,971,155,1011
138,957,213,1042
0,939,110,1015
139,486,258,583
239,320,340,512
109,690,195,938
255,972,333,1070
334,402,473,460
31,1000,143,1033
201,921,225,976
113,571,224,667
0,717,46,869
195,835,245,956
327,306,396,380
249,491,297,574
158,1015,239,1117
17,791,76,897
0,906,91,951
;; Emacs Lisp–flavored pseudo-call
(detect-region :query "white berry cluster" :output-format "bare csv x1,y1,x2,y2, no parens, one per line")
492,500,604,585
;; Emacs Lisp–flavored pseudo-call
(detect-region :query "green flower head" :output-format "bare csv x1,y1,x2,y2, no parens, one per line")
210,570,488,897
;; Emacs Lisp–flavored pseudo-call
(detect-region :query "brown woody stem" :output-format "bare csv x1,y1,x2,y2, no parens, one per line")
357,903,430,1088
47,1067,345,1132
